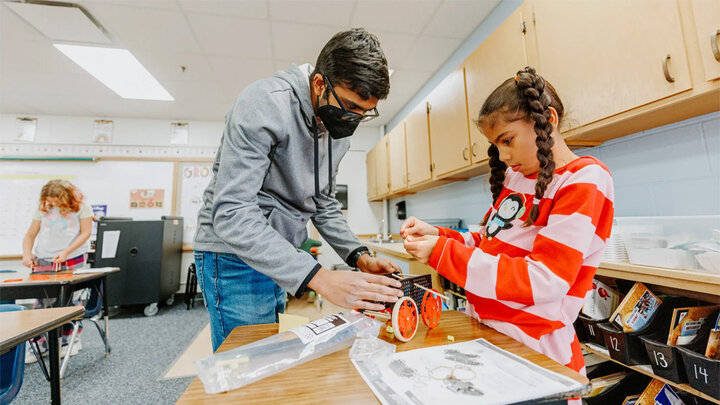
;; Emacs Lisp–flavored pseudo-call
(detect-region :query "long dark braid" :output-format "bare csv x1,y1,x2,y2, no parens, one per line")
487,144,507,204
515,66,555,226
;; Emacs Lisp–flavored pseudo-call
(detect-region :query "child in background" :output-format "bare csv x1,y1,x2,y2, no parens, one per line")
22,179,93,361
402,67,614,395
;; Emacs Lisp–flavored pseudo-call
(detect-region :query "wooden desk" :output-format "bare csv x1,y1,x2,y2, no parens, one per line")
177,311,591,404
0,268,119,335
0,306,85,405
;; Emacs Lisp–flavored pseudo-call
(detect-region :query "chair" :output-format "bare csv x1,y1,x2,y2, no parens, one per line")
0,304,27,405
59,281,110,378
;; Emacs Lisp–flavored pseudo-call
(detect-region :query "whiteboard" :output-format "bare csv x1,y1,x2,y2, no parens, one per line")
0,160,174,256
175,162,213,243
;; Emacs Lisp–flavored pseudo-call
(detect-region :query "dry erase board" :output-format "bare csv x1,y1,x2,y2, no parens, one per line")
174,162,213,244
0,160,174,256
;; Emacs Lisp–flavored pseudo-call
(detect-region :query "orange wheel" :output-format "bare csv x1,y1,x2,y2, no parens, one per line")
421,290,442,328
392,297,418,342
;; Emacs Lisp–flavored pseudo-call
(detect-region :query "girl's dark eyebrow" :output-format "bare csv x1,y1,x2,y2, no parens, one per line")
493,131,509,144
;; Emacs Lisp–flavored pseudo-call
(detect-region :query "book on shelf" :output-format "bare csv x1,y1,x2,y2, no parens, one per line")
622,394,640,405
636,379,683,405
667,305,718,346
705,312,720,360
610,282,662,333
582,278,622,320
586,371,629,398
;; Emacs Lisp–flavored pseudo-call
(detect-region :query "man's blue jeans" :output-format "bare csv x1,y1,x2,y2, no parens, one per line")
194,251,286,351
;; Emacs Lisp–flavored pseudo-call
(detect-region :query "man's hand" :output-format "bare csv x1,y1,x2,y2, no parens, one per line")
357,254,401,275
403,235,440,264
308,267,404,311
400,216,438,240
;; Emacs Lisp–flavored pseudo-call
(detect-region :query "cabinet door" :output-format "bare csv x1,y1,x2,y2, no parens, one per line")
465,6,528,165
428,67,472,177
405,101,432,186
388,122,408,193
691,0,720,81
366,145,377,200
531,0,692,130
375,136,389,196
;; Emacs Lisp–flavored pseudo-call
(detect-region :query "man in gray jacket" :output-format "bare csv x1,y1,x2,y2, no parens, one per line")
194,29,403,350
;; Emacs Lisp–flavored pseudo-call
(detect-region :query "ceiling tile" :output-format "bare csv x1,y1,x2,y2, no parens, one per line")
351,0,441,35
400,35,461,71
77,1,181,11
423,0,498,39
1,3,49,42
271,22,340,62
132,50,214,82
0,40,84,75
269,0,354,26
207,56,274,101
372,31,417,68
179,0,267,19
388,69,432,95
187,13,271,57
83,4,202,52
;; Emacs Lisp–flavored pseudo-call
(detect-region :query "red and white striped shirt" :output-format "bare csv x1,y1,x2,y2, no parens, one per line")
429,156,614,374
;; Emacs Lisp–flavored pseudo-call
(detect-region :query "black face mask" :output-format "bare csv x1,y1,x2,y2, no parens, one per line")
316,97,360,139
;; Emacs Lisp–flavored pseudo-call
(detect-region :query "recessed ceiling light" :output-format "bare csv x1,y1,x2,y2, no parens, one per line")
54,44,173,101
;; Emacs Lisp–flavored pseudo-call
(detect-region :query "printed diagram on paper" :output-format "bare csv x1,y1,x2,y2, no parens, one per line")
352,338,584,405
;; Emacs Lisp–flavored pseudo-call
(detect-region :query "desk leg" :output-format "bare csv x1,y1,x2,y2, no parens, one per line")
58,285,70,307
48,327,61,405
102,276,109,339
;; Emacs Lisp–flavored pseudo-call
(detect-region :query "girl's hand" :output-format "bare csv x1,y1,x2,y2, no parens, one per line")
53,251,68,264
403,235,440,264
22,255,36,268
400,216,438,240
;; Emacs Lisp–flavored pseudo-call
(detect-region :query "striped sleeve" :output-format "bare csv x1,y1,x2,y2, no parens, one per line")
437,227,483,247
429,165,614,305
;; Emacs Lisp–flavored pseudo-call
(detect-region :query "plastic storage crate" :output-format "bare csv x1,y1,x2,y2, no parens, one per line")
615,216,720,272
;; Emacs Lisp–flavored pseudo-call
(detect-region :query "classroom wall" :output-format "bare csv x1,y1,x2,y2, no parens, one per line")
0,113,224,146
387,111,720,232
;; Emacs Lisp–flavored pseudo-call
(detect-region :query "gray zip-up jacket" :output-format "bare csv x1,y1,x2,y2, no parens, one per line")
193,64,368,297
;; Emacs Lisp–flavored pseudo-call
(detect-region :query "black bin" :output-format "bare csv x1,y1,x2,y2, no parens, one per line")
578,314,607,348
598,297,691,366
582,368,651,405
678,343,720,400
639,308,719,383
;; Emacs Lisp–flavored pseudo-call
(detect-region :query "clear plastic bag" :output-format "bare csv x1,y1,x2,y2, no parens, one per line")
194,310,381,394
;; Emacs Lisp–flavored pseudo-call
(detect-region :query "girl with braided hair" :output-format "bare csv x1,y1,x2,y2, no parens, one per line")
402,67,615,385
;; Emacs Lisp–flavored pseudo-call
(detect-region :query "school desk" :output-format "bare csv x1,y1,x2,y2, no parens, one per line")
0,268,119,346
0,306,85,405
176,310,591,404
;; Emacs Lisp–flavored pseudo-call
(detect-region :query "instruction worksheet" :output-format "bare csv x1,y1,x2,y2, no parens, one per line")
352,338,584,405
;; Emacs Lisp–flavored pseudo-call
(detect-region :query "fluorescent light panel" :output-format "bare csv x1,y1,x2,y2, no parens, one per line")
54,44,173,101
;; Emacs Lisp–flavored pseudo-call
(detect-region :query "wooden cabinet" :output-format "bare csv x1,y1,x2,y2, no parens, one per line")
365,144,377,200
405,101,433,187
530,0,692,131
427,67,472,178
690,0,720,82
464,6,529,165
387,122,408,193
375,135,389,197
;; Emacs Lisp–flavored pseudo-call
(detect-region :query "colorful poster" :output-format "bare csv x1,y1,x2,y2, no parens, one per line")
129,189,164,209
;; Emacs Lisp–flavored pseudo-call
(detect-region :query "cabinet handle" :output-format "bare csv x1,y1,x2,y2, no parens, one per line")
462,147,469,161
471,142,479,158
712,29,720,62
662,54,675,83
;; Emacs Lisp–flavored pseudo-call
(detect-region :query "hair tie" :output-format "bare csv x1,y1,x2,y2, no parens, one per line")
533,197,541,205
514,75,519,83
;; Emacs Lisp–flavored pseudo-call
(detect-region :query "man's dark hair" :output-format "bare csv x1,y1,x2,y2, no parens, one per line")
312,28,390,100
